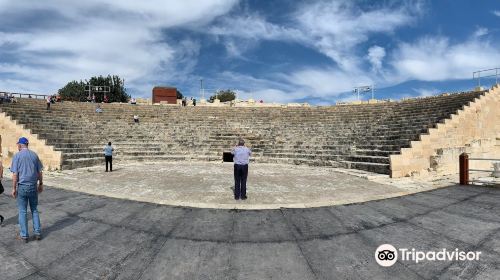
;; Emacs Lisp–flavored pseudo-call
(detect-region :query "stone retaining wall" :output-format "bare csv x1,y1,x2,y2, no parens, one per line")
0,112,62,170
390,85,500,177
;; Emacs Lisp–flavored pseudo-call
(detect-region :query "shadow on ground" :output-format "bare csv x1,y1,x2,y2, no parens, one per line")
0,177,499,280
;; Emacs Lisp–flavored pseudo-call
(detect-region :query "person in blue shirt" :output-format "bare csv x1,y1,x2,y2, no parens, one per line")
104,142,114,172
231,139,252,200
10,137,43,242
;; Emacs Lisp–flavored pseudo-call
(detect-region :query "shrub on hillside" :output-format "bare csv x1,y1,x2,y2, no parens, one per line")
209,89,236,103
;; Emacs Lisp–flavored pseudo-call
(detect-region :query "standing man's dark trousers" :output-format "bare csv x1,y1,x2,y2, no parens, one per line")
105,156,113,172
234,164,248,199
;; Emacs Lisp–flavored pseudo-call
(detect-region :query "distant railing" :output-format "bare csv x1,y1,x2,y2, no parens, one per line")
0,91,50,100
473,68,499,88
459,153,500,185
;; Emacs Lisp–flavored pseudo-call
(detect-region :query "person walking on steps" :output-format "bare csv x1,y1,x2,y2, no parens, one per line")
231,139,252,200
10,137,44,242
46,95,51,111
104,142,114,172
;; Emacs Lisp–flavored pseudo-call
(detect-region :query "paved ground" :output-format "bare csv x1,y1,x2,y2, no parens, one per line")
41,162,443,209
0,177,499,279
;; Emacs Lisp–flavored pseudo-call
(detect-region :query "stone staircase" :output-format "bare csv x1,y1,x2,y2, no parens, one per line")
0,91,484,174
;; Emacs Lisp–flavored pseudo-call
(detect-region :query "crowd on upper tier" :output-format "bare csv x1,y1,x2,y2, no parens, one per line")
0,93,17,103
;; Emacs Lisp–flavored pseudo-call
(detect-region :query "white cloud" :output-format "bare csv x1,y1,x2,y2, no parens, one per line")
0,1,238,28
285,67,373,96
221,38,260,59
294,1,419,71
335,94,361,103
216,1,418,101
207,13,304,58
412,88,439,97
239,88,295,103
206,1,419,70
390,36,500,82
204,2,497,103
367,46,386,72
0,0,238,95
209,14,302,41
203,1,418,101
474,27,488,37
188,71,310,103
493,10,500,17
1,0,497,104
281,30,500,102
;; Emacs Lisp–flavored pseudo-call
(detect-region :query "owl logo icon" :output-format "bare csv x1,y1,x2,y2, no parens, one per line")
375,244,398,267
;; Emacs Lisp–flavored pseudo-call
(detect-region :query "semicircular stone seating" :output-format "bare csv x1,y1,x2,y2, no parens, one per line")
0,91,484,174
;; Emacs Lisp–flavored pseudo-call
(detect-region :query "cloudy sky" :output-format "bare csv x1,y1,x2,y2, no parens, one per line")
0,0,499,104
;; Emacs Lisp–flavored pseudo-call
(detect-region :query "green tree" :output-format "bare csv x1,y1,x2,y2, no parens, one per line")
209,89,236,103
57,80,86,101
58,75,130,103
176,90,183,99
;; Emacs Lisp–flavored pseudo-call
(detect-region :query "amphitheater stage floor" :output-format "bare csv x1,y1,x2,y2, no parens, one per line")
0,179,499,279
40,162,457,209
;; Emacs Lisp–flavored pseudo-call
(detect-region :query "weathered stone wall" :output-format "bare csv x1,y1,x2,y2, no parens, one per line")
0,112,62,170
430,139,500,175
390,85,500,177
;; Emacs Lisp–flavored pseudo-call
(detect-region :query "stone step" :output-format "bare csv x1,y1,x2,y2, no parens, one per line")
61,150,170,160
352,149,400,157
340,161,390,174
346,155,390,164
62,155,185,169
262,152,343,161
1,90,482,175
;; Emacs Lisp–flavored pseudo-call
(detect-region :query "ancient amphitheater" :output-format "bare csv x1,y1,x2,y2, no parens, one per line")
0,86,499,279
1,87,498,177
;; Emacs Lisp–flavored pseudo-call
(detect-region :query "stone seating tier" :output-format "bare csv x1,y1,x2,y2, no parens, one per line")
0,91,484,174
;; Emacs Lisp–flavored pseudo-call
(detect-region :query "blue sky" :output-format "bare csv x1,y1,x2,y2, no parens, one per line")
0,0,499,104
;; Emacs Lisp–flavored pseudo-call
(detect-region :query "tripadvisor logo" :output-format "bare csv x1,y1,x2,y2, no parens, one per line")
375,244,481,267
375,244,398,267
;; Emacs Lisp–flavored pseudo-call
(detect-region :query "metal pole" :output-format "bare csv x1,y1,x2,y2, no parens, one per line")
459,153,469,185
201,79,204,100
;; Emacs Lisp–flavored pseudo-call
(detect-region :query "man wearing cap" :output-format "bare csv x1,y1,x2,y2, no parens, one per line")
10,137,43,242
231,139,252,200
